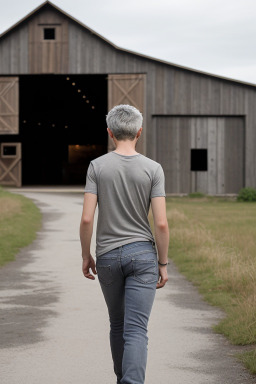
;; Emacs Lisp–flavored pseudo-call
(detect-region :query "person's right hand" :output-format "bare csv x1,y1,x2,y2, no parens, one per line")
156,266,168,289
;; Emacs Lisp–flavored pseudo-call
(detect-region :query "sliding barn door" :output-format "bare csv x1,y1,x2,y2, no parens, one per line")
108,74,146,154
0,77,19,134
0,77,21,187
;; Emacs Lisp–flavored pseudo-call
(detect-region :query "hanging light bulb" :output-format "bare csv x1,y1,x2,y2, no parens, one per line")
66,77,70,80
72,82,75,86
86,100,89,103
83,95,86,99
92,106,95,110
38,122,41,126
78,89,81,93
23,120,27,123
52,124,55,127
65,125,68,129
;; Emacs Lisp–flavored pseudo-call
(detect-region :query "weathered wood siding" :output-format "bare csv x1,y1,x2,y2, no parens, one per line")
0,77,19,134
28,8,69,73
155,116,244,194
0,24,28,74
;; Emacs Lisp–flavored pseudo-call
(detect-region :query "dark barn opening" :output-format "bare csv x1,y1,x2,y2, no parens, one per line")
19,74,108,185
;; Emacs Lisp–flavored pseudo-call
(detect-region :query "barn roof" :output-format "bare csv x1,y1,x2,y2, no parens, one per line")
0,0,255,88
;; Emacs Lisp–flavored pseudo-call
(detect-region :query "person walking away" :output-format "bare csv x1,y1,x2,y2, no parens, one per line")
80,104,169,384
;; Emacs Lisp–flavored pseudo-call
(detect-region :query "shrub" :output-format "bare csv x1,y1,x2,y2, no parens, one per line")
188,192,206,198
237,187,256,202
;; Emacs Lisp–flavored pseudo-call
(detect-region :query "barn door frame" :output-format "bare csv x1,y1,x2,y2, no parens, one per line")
108,74,146,155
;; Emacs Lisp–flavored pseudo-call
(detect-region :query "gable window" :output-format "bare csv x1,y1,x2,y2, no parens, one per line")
44,28,55,40
191,149,208,171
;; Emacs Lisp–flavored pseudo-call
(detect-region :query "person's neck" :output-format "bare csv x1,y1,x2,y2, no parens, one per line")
113,140,138,155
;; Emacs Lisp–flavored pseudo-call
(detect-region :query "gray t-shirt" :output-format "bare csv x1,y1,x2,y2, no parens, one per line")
84,151,166,257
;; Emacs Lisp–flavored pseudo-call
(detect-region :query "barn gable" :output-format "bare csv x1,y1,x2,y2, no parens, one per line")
0,1,255,86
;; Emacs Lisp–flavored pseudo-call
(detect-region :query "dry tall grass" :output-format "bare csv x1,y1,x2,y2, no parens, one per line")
150,196,256,373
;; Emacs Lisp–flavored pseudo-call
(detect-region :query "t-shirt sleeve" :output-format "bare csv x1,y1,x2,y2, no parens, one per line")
84,162,97,195
150,164,166,198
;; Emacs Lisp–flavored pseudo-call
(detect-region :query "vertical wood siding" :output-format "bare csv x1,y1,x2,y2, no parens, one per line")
155,116,245,194
28,8,68,73
0,25,28,74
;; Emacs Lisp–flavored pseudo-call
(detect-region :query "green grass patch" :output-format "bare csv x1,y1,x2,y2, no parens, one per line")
236,349,256,375
149,195,256,374
0,187,42,266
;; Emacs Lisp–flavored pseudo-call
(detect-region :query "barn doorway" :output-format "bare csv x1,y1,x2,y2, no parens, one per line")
19,74,108,185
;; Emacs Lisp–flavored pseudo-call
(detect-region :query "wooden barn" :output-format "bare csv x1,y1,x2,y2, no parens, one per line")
0,0,255,194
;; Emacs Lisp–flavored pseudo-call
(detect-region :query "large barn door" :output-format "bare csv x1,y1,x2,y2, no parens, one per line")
155,116,244,194
0,143,22,187
0,77,19,134
108,74,146,155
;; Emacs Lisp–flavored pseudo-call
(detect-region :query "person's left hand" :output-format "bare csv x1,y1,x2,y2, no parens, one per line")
82,255,97,280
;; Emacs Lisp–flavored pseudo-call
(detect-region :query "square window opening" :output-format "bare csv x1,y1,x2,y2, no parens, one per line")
191,149,208,171
44,28,55,40
2,145,17,157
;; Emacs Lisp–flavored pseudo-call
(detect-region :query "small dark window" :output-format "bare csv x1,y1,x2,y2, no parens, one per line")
191,149,208,171
44,28,55,40
3,145,16,156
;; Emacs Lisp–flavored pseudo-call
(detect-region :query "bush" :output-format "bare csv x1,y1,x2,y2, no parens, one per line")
237,187,256,202
188,192,206,198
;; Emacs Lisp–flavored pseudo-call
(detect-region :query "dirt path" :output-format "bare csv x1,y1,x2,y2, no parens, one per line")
0,190,254,384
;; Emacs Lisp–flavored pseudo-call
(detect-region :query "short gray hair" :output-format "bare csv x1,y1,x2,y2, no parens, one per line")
106,104,143,141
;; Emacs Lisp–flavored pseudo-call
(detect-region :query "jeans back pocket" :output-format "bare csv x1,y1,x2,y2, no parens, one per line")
96,265,114,286
132,256,158,284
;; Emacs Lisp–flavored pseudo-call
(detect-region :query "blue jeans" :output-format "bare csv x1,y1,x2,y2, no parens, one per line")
96,240,159,384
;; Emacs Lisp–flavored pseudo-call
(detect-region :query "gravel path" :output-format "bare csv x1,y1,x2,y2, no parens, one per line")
0,190,254,384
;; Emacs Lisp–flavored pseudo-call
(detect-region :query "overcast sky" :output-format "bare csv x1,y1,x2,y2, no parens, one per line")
0,0,255,84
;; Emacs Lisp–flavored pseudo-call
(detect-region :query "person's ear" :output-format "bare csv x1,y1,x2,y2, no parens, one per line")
136,127,143,138
107,127,114,138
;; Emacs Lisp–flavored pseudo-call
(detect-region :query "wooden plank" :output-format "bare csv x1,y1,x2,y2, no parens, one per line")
207,118,217,195
194,118,208,193
244,93,256,188
179,118,191,193
224,117,245,193
216,118,225,194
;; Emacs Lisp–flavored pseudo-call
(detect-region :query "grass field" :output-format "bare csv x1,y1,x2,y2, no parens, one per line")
0,187,42,266
150,195,256,375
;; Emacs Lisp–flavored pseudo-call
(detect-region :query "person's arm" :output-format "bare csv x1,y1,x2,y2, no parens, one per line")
151,196,169,289
80,192,98,280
